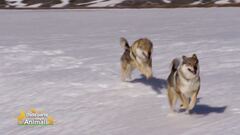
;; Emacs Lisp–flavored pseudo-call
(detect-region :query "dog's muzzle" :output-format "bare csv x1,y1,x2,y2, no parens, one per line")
188,68,197,74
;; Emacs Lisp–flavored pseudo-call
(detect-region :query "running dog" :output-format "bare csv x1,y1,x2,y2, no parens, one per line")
167,54,200,113
120,37,153,81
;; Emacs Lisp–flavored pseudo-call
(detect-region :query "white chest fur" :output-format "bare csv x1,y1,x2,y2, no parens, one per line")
178,74,200,97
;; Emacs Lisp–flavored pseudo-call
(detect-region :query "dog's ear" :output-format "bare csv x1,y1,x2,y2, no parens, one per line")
182,55,187,61
192,54,199,63
192,54,198,59
120,37,130,50
192,53,198,63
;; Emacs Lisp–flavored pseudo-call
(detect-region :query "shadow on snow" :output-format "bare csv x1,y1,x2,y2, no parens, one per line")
130,75,167,94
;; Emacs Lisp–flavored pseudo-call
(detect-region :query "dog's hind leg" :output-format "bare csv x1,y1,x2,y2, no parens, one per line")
168,87,177,112
121,72,126,81
121,64,133,81
125,64,133,80
121,69,126,81
121,62,128,81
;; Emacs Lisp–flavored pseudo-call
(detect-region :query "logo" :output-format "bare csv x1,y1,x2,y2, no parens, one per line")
17,108,54,126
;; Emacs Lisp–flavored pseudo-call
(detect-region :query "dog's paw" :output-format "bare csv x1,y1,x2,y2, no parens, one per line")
181,110,194,115
125,78,132,82
178,108,186,113
180,104,188,109
167,110,178,117
187,110,194,114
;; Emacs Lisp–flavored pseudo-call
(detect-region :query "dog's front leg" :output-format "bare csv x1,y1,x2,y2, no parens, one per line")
178,92,189,110
188,90,199,111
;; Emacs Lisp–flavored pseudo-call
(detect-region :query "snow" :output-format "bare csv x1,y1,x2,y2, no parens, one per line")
26,3,42,8
234,0,240,3
162,0,171,4
77,0,105,6
6,0,26,7
215,0,230,4
84,0,125,7
0,8,240,135
52,0,69,8
3,0,240,8
191,0,202,5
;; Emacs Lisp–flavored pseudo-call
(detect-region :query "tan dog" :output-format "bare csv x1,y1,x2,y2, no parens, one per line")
120,37,153,81
167,54,200,113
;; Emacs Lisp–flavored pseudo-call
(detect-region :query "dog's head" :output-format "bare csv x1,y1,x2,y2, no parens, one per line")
134,39,153,79
181,54,199,79
136,39,152,61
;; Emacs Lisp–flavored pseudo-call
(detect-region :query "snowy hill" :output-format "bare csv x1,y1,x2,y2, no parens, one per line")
1,0,240,8
0,8,240,134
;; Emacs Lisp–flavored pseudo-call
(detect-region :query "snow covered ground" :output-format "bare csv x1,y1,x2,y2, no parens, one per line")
52,0,69,8
77,0,125,7
215,0,230,5
0,8,240,135
3,0,240,8
5,0,26,8
87,0,125,7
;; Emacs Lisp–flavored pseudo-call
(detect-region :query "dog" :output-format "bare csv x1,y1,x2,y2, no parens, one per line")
120,37,153,81
167,54,200,113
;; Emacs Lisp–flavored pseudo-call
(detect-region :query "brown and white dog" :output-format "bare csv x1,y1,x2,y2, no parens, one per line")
120,37,153,81
167,54,200,113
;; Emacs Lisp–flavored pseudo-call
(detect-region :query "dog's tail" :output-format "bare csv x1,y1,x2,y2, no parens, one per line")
120,37,130,50
170,58,180,73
